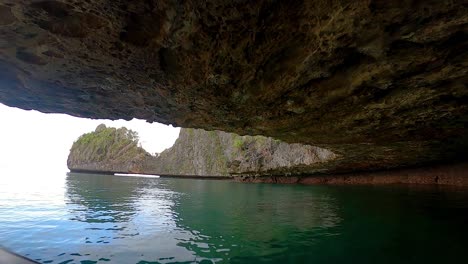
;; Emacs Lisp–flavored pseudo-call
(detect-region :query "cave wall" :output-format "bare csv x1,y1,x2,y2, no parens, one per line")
2,0,468,173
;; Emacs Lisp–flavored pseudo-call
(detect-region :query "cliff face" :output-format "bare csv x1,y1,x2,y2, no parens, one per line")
147,129,230,176
67,124,152,173
2,1,467,174
69,126,335,176
216,131,336,175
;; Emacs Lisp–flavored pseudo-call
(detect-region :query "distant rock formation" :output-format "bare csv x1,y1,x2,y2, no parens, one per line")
67,124,153,173
68,125,336,176
148,128,336,176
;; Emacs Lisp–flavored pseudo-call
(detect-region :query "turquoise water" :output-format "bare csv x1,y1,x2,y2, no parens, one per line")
1,173,468,264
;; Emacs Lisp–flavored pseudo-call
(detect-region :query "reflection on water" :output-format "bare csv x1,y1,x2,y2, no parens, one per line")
66,175,138,223
169,180,342,263
0,173,468,263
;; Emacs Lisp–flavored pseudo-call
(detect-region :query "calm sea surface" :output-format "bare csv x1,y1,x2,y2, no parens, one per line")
1,172,468,264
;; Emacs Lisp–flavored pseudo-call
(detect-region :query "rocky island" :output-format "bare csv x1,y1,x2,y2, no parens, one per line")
68,124,336,177
67,124,152,174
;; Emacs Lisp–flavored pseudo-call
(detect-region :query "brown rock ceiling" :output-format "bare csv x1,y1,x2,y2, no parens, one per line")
0,0,467,173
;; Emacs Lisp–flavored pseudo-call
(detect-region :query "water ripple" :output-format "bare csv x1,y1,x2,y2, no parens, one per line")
1,173,468,263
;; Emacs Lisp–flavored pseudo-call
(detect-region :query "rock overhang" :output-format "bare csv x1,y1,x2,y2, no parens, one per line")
0,0,467,173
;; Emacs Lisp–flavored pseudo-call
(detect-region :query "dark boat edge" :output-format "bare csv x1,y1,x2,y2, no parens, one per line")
0,248,40,264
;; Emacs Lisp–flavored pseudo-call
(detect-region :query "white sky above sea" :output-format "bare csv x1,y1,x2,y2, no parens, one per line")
0,103,180,175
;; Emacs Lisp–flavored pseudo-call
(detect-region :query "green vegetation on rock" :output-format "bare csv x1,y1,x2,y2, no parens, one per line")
67,124,151,173
68,125,336,177
233,137,243,149
146,128,336,177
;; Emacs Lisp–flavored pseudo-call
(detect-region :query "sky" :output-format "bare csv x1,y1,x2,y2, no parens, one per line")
0,103,180,175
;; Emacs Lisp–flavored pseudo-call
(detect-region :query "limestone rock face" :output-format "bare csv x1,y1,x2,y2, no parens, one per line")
68,126,335,176
67,125,152,173
3,1,468,173
147,128,335,176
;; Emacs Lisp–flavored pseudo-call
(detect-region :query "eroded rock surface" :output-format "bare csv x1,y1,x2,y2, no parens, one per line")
2,1,468,173
147,128,335,176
